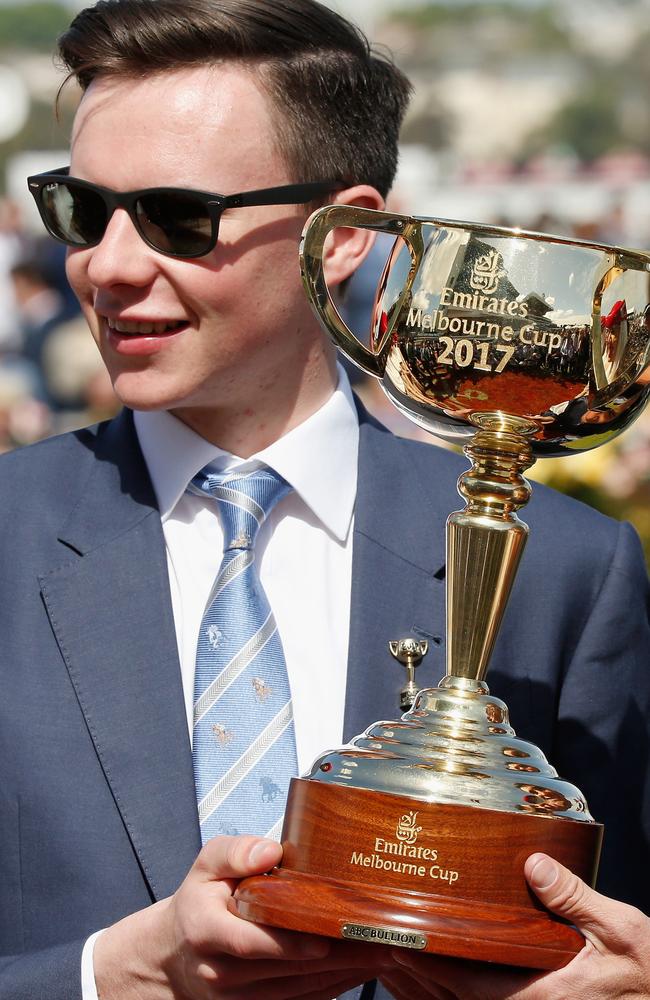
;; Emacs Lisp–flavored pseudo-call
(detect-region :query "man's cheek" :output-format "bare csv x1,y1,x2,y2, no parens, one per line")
65,272,86,308
64,247,82,283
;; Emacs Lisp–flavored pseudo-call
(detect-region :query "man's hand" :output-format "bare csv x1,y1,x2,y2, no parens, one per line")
94,835,386,999
381,852,650,1000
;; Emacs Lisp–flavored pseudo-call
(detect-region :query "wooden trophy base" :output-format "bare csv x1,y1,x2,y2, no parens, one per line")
235,778,602,970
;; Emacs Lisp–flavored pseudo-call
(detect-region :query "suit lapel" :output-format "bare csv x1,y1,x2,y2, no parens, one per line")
344,414,450,741
40,411,200,900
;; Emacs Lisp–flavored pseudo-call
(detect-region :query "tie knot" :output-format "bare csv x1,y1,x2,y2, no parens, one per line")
190,465,291,552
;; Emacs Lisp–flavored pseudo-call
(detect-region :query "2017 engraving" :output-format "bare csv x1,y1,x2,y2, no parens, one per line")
437,336,515,373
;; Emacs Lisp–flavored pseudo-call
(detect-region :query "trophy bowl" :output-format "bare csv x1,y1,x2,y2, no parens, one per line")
235,209,650,970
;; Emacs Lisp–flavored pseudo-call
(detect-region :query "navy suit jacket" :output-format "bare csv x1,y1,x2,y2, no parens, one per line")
0,406,649,1000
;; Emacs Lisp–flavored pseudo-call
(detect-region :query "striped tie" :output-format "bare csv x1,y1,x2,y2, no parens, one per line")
189,464,298,844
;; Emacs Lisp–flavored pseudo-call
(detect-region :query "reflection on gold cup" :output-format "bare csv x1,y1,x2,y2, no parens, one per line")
303,207,650,455
235,210,650,970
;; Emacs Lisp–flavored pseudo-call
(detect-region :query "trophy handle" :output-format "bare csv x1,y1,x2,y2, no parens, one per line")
300,204,424,378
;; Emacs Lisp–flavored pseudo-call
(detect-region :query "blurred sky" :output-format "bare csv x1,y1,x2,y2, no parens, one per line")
0,0,417,27
0,0,553,35
0,0,552,25
0,0,545,8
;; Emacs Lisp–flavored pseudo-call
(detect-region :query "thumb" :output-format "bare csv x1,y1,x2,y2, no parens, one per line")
525,853,621,943
194,834,282,883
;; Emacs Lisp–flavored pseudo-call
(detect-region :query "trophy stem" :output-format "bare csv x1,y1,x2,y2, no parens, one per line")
446,414,535,683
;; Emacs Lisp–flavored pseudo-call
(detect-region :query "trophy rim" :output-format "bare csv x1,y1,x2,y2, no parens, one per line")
331,204,650,264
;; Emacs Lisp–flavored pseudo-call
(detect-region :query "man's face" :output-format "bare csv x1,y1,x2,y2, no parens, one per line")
67,64,330,426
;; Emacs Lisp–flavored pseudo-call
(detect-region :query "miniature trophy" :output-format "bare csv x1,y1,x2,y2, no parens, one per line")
236,209,650,969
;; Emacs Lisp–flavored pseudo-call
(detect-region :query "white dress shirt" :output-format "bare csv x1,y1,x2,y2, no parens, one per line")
82,368,359,998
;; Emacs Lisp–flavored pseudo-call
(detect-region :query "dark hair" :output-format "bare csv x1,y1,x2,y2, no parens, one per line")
57,0,412,197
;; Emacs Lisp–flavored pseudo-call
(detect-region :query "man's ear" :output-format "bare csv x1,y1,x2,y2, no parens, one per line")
321,185,385,288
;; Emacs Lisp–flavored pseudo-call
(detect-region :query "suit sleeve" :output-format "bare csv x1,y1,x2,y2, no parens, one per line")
551,520,650,912
0,940,84,1000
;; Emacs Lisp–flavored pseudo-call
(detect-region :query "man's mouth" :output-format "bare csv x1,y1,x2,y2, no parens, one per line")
105,317,188,336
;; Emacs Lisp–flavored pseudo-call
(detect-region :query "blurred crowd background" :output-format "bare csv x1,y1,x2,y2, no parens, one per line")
2,0,650,559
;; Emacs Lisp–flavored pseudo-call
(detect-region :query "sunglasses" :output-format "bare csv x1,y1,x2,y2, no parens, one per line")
27,167,344,259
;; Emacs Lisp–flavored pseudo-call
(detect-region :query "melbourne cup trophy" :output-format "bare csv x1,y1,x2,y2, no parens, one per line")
235,207,650,969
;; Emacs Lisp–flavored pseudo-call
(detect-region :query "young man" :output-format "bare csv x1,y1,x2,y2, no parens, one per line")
0,2,648,999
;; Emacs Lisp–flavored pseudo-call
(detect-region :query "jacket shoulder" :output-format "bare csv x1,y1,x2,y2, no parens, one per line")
0,423,105,529
0,423,99,482
375,423,629,554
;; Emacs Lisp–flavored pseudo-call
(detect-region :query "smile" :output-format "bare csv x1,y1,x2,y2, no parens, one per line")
105,317,188,336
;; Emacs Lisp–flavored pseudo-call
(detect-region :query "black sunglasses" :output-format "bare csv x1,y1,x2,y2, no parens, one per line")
27,167,344,259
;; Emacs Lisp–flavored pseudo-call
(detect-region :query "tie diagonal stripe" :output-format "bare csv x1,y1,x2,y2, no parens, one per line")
265,817,284,842
204,549,252,609
193,611,277,724
186,478,265,524
197,702,293,824
211,485,265,522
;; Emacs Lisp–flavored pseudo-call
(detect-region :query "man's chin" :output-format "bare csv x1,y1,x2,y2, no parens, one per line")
109,375,197,413
111,392,190,414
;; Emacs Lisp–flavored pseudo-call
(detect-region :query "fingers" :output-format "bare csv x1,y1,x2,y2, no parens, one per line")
524,854,648,950
179,835,330,962
286,972,377,1000
382,968,456,999
218,906,331,962
179,903,331,965
200,942,390,989
215,969,377,1000
193,834,282,884
390,949,542,1000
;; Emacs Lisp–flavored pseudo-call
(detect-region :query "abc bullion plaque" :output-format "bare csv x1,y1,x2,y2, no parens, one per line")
235,210,650,969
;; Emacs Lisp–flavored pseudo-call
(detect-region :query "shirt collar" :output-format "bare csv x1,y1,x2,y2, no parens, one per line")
133,364,359,542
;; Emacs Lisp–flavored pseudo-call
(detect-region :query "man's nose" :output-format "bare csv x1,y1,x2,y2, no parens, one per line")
86,207,160,288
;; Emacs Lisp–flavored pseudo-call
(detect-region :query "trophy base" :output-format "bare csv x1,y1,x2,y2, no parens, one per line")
235,778,602,970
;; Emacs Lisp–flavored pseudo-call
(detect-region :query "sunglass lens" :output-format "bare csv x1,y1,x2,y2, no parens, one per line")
137,192,212,256
41,182,108,246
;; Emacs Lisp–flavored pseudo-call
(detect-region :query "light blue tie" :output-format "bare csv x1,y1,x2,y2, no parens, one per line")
189,464,298,844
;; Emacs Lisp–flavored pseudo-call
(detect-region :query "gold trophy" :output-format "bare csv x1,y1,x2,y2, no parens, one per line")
235,209,650,969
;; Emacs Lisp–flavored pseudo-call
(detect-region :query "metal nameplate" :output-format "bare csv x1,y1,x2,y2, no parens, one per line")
341,923,427,950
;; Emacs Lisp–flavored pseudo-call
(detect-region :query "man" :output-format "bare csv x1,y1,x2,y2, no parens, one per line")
0,1,648,999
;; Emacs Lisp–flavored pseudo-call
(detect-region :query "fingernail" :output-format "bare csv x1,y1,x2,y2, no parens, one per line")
530,856,559,890
249,839,279,868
